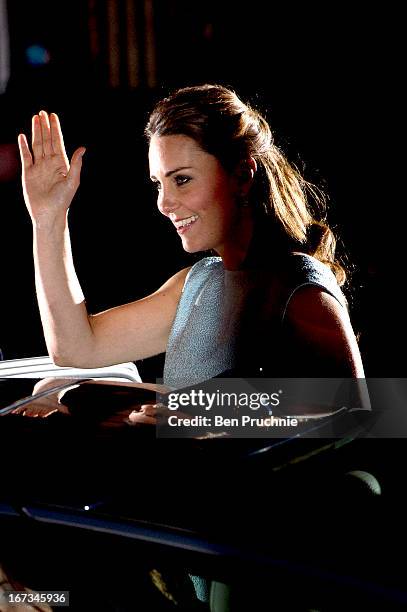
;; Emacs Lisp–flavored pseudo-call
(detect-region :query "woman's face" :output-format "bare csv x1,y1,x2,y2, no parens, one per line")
148,134,244,257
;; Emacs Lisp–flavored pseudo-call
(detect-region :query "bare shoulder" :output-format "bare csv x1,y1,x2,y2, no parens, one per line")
286,285,348,327
285,285,364,376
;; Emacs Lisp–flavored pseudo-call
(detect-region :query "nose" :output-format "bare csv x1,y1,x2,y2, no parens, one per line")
157,189,179,216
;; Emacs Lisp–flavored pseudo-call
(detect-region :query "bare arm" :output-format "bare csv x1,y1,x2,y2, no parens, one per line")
284,286,370,412
285,286,365,377
19,111,189,368
36,217,189,367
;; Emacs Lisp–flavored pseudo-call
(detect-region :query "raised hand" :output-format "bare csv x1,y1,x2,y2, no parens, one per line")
18,111,85,225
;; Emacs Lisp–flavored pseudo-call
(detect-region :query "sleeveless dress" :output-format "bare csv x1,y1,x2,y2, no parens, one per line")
164,253,346,388
161,248,348,603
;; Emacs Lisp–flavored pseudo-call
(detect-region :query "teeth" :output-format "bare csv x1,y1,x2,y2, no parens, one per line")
176,215,198,228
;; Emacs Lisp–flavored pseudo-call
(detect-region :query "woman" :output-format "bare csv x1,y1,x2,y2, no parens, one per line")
17,84,369,609
18,84,364,424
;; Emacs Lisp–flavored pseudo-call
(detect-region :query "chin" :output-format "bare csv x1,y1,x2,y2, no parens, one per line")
182,243,200,254
181,238,203,254
181,234,218,254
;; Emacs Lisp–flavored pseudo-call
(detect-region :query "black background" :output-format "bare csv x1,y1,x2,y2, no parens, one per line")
0,1,403,377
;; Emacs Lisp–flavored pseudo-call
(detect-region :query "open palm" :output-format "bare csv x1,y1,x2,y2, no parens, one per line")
18,111,85,222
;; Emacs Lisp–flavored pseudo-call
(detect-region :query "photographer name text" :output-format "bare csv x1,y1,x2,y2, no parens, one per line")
167,414,298,428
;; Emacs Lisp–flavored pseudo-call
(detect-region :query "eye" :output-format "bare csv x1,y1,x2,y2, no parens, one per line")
151,179,161,192
174,175,191,186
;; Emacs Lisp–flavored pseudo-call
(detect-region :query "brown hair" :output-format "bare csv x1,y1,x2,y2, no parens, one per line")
146,84,345,285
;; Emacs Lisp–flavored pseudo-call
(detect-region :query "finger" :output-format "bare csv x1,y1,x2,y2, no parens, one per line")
41,408,58,418
17,134,33,171
26,406,56,418
11,407,25,415
23,407,38,416
39,110,53,156
31,114,43,161
154,403,168,414
49,112,68,160
67,147,86,187
140,404,158,416
128,410,157,425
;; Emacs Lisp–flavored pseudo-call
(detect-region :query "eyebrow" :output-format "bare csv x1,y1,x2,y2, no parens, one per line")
150,166,193,180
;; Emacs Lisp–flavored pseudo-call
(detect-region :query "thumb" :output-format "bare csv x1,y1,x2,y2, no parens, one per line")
68,147,86,185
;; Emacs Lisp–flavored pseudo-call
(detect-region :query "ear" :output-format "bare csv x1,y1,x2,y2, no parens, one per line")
236,157,257,195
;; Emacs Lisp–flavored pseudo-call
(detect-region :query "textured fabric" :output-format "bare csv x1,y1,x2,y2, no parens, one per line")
165,251,347,604
189,574,210,603
163,253,346,388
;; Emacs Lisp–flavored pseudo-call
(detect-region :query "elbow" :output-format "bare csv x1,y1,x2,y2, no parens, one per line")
48,327,96,369
49,348,88,369
50,351,76,368
47,321,98,368
50,347,101,370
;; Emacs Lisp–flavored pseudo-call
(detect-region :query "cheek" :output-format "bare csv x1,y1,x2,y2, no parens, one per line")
212,186,236,223
188,174,236,219
209,177,236,211
187,187,216,214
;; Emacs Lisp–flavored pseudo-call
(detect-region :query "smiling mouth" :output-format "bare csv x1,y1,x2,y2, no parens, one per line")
174,215,199,233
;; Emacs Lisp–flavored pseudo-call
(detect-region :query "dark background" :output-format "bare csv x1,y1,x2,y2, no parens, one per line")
0,0,403,377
